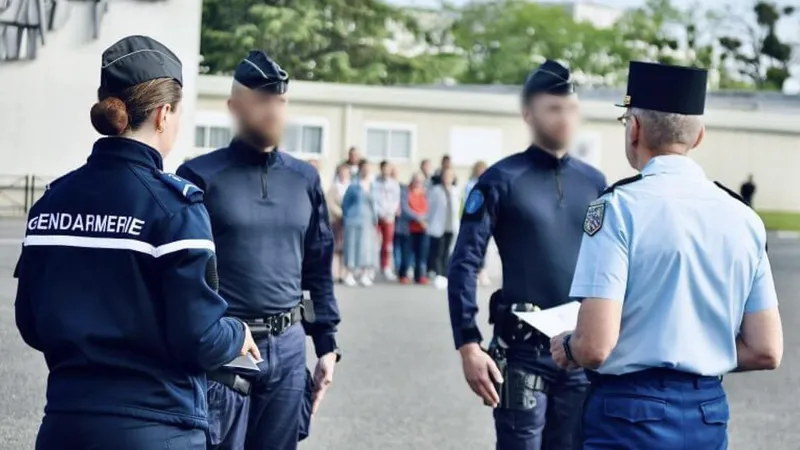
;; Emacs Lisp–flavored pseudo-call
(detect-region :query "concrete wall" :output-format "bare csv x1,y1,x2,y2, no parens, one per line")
0,0,202,177
196,76,800,212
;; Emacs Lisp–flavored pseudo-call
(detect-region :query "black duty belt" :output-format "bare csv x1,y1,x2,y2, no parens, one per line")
208,371,251,396
244,304,303,339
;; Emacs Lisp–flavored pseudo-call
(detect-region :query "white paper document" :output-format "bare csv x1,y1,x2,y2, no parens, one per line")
512,301,581,338
223,354,261,372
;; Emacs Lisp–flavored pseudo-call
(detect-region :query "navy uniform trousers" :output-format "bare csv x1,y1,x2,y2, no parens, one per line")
493,349,587,450
580,369,729,450
36,414,205,449
208,324,311,450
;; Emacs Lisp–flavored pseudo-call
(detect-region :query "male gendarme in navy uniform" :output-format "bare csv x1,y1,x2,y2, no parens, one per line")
550,61,784,449
14,35,258,450
447,60,606,450
177,51,341,450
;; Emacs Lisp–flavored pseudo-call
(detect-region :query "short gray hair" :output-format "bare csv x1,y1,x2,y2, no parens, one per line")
630,107,703,151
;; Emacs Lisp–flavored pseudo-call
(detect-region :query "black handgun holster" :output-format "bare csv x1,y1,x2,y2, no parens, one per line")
488,290,548,411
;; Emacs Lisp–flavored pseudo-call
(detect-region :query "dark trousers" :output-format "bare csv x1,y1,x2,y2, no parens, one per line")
428,232,454,276
36,414,205,450
493,353,587,450
399,232,429,281
581,369,728,450
207,323,309,450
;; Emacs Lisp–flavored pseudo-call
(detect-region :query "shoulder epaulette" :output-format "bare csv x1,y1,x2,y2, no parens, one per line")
600,174,643,196
156,171,204,203
713,181,746,205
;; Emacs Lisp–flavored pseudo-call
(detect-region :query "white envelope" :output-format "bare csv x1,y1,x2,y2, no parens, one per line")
512,301,581,338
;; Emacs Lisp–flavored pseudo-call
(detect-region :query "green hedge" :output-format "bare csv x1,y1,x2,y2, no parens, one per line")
758,211,800,231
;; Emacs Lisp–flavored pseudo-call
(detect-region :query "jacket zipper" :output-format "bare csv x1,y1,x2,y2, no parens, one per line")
261,163,269,198
554,165,565,207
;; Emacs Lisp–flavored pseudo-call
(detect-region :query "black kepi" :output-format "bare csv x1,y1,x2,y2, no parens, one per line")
100,35,183,93
617,61,708,115
234,50,289,94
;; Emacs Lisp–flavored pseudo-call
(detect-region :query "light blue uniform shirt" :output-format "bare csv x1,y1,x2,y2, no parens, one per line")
569,155,778,376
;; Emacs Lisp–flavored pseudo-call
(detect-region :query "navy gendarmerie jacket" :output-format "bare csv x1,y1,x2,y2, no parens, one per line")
14,137,245,429
177,139,340,356
448,146,606,350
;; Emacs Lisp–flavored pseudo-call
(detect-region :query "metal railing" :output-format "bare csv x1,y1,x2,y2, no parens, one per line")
0,175,55,216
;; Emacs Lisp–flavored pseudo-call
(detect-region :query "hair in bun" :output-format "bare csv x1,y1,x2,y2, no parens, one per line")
90,97,129,136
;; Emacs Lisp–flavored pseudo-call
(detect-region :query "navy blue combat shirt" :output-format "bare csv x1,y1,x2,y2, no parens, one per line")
177,138,340,356
448,146,606,350
14,137,245,429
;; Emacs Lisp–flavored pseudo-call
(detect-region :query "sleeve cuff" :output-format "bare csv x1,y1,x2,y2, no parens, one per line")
569,284,625,302
312,333,338,358
454,326,483,350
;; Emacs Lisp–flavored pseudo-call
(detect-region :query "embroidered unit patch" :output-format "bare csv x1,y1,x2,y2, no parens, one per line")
583,201,606,236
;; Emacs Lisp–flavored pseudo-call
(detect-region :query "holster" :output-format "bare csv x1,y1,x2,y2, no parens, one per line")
208,371,252,396
488,340,548,411
488,289,541,346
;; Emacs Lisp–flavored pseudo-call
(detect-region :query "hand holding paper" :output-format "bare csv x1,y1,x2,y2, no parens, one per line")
512,301,580,338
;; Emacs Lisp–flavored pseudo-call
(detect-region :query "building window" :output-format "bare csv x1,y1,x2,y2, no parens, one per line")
282,123,324,156
365,125,413,160
194,125,232,149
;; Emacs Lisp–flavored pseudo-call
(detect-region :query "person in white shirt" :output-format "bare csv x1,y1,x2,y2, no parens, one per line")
427,167,461,289
372,160,402,280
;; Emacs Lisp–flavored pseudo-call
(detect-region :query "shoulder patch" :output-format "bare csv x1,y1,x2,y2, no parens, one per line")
714,181,746,205
464,189,485,215
601,174,643,196
156,171,204,203
583,201,606,236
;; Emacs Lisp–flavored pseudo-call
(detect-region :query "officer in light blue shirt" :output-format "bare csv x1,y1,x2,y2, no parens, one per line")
549,61,784,450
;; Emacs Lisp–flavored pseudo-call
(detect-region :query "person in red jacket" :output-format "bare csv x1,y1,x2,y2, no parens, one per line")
399,172,430,285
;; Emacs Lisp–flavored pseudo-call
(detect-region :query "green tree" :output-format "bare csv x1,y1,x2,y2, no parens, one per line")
200,0,460,85
450,0,630,85
718,1,796,90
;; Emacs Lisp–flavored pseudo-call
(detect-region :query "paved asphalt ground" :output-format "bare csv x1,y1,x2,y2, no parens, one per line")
0,218,798,450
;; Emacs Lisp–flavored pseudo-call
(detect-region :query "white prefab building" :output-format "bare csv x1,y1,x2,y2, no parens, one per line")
0,0,202,177
194,78,800,212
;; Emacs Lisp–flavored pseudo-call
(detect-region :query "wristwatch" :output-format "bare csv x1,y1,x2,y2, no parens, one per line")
563,334,575,363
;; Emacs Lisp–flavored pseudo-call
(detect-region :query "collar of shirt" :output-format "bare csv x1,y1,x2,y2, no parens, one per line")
641,154,706,178
88,137,163,170
525,145,571,169
228,138,281,166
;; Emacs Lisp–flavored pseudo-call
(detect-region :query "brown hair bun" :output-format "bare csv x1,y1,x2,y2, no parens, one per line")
90,97,129,136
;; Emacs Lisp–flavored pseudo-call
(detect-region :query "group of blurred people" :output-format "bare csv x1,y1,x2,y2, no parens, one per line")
324,148,492,289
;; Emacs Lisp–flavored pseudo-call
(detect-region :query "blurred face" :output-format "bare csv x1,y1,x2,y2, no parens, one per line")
228,86,288,149
410,173,423,189
154,101,182,156
359,164,370,179
441,158,451,170
381,163,392,177
348,148,360,164
441,168,454,186
421,161,431,175
337,166,350,182
523,93,580,151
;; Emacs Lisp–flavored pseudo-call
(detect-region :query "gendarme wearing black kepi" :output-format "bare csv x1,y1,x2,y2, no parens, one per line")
177,51,341,450
15,36,251,450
